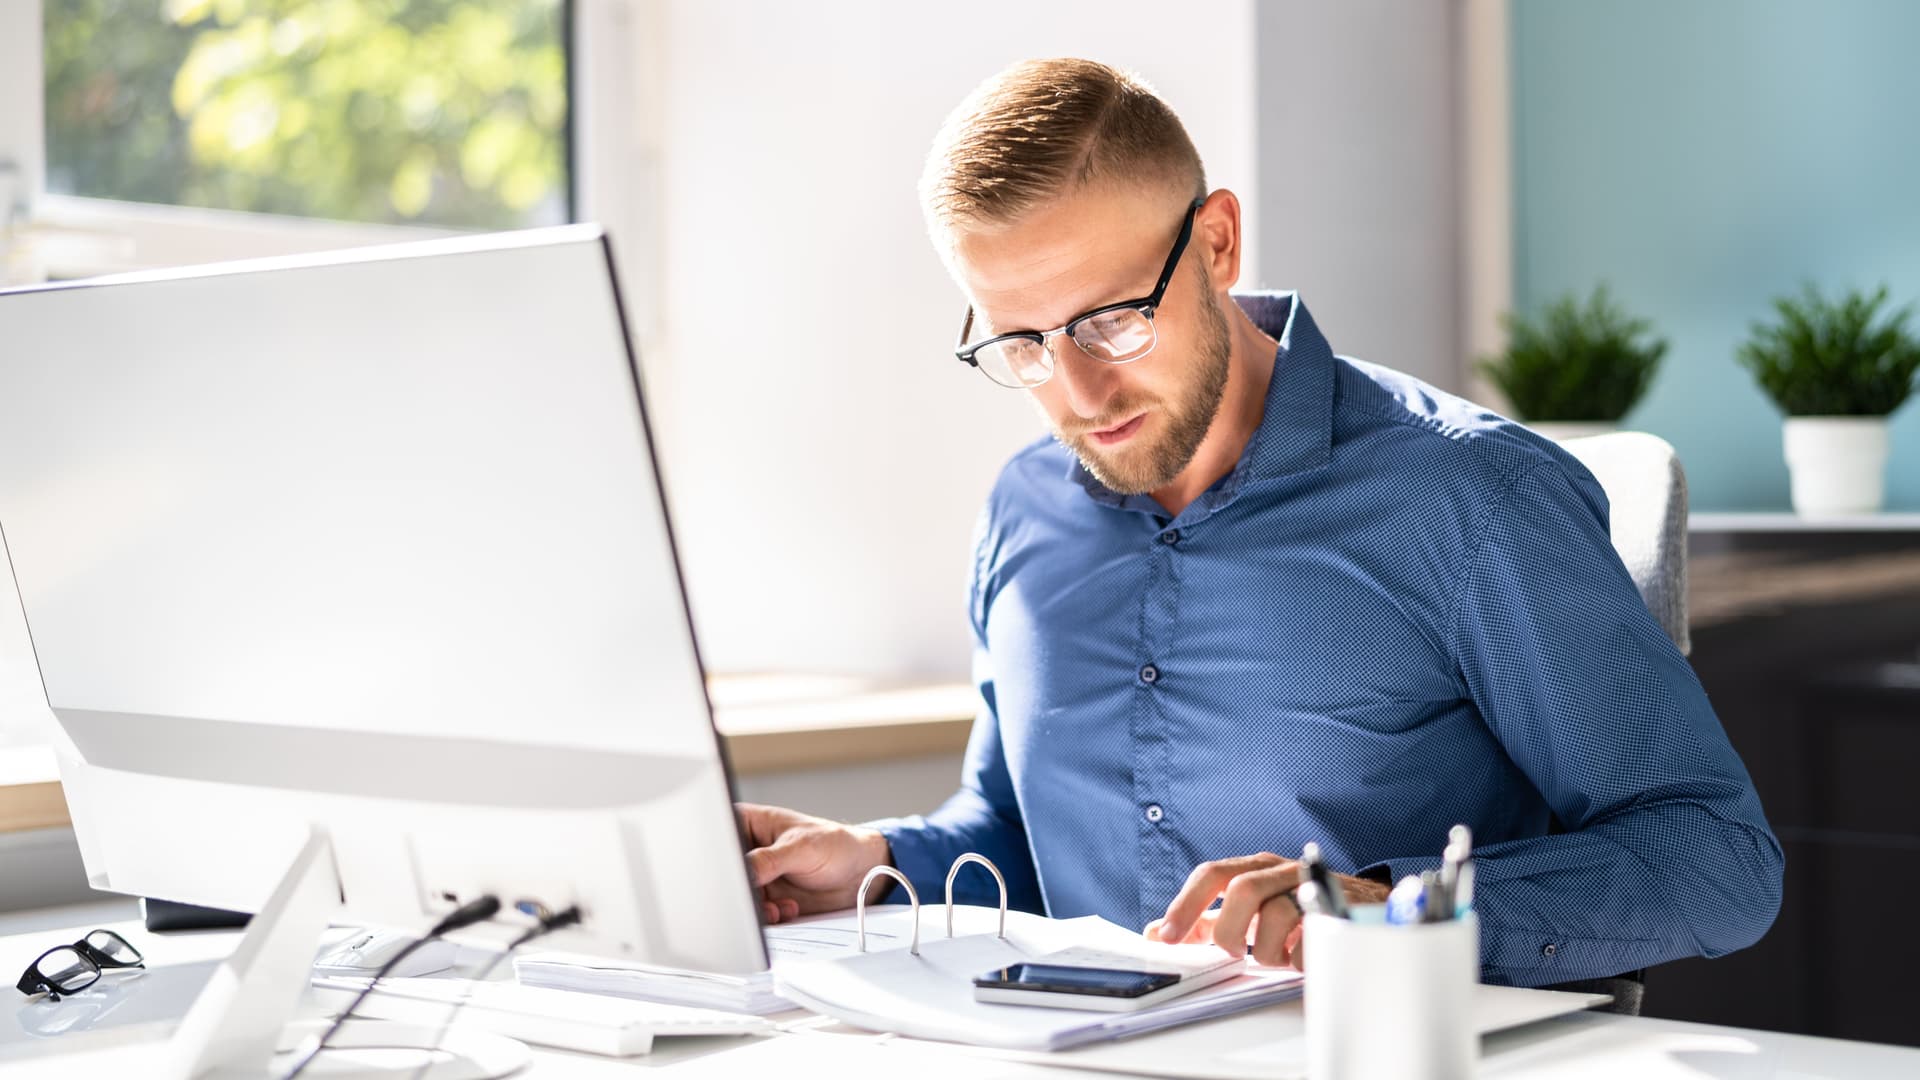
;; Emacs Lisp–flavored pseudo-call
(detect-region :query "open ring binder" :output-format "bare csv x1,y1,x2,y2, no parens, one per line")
778,850,1290,1054
856,866,920,955
945,853,1008,940
854,853,1011,956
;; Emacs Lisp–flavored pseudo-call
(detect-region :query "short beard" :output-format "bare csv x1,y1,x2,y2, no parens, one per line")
1059,273,1232,496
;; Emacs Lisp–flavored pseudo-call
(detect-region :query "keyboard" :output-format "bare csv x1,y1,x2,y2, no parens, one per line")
309,975,775,1057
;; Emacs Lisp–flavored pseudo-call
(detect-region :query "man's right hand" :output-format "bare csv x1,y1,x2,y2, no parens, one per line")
736,802,894,924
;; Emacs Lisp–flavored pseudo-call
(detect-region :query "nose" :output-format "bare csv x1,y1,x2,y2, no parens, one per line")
1047,335,1121,420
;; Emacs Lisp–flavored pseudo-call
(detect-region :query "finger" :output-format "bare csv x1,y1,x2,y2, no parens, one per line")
1249,894,1298,967
779,898,800,921
762,877,847,917
746,839,808,888
1158,854,1286,941
734,802,790,847
761,899,779,924
1156,908,1222,946
1150,909,1221,944
1282,922,1307,971
1210,865,1299,957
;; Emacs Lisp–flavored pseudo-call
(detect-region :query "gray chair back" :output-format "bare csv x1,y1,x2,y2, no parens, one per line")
1557,432,1691,655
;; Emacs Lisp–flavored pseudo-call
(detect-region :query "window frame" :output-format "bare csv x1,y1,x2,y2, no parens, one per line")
3,0,635,283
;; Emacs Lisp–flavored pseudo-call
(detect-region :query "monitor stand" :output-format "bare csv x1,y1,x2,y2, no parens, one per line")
154,828,527,1080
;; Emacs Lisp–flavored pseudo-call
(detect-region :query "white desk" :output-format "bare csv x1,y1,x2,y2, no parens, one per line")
4,902,1917,1079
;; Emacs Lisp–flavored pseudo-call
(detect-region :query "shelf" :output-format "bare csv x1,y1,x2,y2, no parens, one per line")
0,678,978,833
1691,512,1920,532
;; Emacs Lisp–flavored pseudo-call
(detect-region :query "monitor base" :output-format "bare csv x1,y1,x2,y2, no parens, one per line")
155,827,521,1080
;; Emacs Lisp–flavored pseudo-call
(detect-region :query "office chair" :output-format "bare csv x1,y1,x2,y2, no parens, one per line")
1561,431,1691,656
1536,431,1692,1017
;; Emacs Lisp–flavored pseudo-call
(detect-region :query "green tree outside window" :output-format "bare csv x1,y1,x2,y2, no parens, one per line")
44,0,569,230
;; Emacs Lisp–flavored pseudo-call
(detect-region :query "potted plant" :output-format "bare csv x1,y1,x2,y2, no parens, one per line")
1737,284,1920,516
1478,285,1667,441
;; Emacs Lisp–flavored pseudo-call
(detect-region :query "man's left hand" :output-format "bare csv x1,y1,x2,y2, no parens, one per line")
1144,853,1392,969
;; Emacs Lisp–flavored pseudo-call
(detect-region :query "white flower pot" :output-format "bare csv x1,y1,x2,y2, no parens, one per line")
1526,421,1619,442
1782,416,1889,516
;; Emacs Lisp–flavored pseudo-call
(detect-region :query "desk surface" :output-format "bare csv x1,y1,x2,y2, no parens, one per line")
3,901,1916,1079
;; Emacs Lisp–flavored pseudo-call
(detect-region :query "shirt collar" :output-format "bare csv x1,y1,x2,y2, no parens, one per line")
1066,290,1337,515
1237,291,1336,482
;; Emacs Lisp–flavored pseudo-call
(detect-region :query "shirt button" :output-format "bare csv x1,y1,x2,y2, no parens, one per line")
1160,529,1181,546
1144,804,1165,823
1139,663,1160,685
1541,943,1558,958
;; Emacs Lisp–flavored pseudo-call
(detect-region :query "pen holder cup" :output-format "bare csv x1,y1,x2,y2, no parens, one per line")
1304,907,1478,1080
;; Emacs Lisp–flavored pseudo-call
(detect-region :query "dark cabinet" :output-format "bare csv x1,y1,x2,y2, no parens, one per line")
1645,527,1920,1045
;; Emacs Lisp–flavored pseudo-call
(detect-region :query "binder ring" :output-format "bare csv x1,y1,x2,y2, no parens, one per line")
944,853,1008,940
855,865,920,955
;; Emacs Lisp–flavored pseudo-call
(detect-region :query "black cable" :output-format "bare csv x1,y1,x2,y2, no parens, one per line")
283,894,503,1080
405,904,584,1080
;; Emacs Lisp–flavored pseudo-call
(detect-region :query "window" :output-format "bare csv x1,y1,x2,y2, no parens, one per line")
2,0,654,756
44,0,572,230
1,0,629,287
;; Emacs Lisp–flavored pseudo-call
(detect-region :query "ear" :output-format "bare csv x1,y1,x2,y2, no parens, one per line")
1194,188,1242,294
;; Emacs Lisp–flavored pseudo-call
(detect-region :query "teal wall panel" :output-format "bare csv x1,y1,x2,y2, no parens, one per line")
1512,0,1920,509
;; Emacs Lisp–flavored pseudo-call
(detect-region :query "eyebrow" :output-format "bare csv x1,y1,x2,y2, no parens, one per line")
973,201,1200,340
976,274,1151,339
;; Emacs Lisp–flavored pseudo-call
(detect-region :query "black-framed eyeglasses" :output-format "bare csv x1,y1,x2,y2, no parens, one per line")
954,197,1207,389
15,929,145,1000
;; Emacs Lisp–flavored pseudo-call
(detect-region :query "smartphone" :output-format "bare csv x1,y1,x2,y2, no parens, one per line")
972,962,1180,999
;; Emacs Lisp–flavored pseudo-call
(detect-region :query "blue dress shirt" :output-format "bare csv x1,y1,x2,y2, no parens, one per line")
874,292,1782,987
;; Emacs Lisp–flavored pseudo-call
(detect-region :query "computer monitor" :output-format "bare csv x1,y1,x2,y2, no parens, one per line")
0,227,767,1072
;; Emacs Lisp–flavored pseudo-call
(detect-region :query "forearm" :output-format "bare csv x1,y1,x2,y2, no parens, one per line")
1365,796,1782,986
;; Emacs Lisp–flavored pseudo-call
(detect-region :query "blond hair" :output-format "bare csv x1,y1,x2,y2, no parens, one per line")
920,58,1206,240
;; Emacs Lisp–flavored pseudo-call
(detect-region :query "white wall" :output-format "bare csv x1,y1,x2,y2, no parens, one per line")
735,753,962,826
1252,0,1463,390
642,1,1258,680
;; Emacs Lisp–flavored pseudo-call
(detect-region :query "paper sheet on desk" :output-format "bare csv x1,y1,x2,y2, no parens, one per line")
514,904,981,1014
866,982,1615,1080
773,904,1303,1052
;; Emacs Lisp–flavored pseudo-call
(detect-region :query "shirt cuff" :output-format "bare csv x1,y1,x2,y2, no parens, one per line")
863,815,935,905
1358,854,1639,986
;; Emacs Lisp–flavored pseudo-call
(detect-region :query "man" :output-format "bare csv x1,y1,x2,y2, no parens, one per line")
739,58,1781,988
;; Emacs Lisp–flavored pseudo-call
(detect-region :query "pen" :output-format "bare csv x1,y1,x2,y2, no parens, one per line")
1300,842,1349,919
1419,870,1445,923
1385,874,1426,925
1443,824,1474,917
1436,827,1461,921
1295,878,1327,918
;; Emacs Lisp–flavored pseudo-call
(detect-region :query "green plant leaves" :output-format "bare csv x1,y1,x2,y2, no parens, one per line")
1477,284,1667,422
45,0,568,229
1736,284,1920,417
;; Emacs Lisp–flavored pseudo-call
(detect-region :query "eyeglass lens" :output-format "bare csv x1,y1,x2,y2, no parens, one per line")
973,307,1157,388
83,930,143,968
32,947,100,995
1071,308,1156,359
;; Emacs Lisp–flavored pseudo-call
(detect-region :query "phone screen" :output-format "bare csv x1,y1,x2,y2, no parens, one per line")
972,962,1180,998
